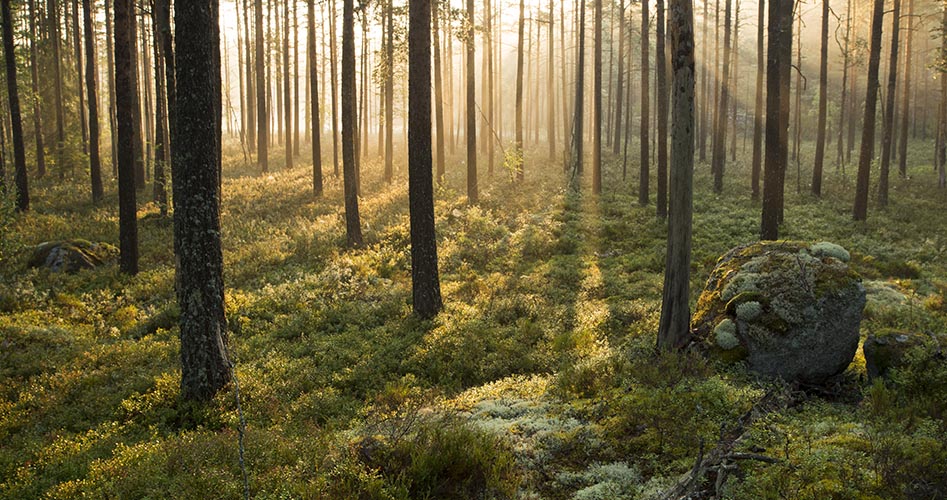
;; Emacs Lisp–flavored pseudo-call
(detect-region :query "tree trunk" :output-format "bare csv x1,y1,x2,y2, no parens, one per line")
330,0,339,176
760,0,792,240
812,0,829,195
408,0,443,319
433,0,445,184
114,0,138,273
699,0,708,162
83,0,102,202
712,0,731,194
130,7,145,190
656,0,668,216
385,0,393,183
2,0,28,211
515,0,525,180
243,0,255,152
569,0,586,178
49,0,66,179
72,0,87,155
612,0,625,156
878,0,901,207
151,15,168,215
547,0,555,160
729,0,739,162
657,0,695,350
284,0,292,169
256,0,268,172
27,0,46,179
342,0,363,245
466,0,478,201
853,0,884,221
751,0,764,200
173,0,231,402
640,0,650,204
293,0,300,157
897,0,914,178
592,0,602,194
836,0,850,169
308,0,322,196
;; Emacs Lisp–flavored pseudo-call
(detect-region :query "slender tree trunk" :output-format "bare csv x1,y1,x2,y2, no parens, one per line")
515,0,525,181
49,0,66,179
284,0,292,169
308,0,322,196
640,0,650,204
330,0,340,176
547,0,555,160
612,0,625,156
751,0,764,200
656,0,668,216
152,16,168,215
569,0,586,178
106,0,117,176
244,0,255,152
729,0,739,161
2,0,27,211
294,0,300,157
878,0,901,207
699,0,708,161
72,0,87,154
256,0,268,172
657,0,695,350
433,0,445,184
897,0,914,178
82,0,102,202
408,0,443,318
592,0,602,193
760,0,792,240
812,0,829,195
466,0,477,201
712,0,731,193
173,0,231,402
114,0,138,273
385,0,393,183
27,0,45,179
853,0,884,221
130,8,144,190
482,0,493,175
342,0,362,244
836,0,850,169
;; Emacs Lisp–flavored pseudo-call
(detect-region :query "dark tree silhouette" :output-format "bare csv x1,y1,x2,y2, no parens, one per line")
308,0,323,196
342,0,363,245
114,0,139,273
1,0,27,212
83,0,103,203
760,0,792,240
812,0,829,196
853,0,884,221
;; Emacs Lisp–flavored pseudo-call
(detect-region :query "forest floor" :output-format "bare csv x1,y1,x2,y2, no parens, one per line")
1,141,946,499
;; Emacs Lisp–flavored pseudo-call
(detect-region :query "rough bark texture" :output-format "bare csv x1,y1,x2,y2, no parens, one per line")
760,0,792,240
569,0,585,178
751,0,764,200
592,0,603,194
812,0,829,196
342,0,363,245
432,0,445,184
656,0,669,217
83,0,103,203
2,0,28,212
878,0,901,207
114,0,138,274
408,0,443,319
657,0,695,350
711,0,732,194
853,0,884,221
308,0,322,196
897,0,914,178
49,0,66,179
612,0,625,156
173,0,231,402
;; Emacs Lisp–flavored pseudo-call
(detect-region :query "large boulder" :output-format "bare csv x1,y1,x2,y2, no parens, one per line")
28,239,118,273
693,241,866,383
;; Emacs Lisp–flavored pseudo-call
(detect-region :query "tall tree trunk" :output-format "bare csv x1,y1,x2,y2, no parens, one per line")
640,0,650,204
293,0,300,158
897,0,914,178
130,7,144,190
729,0,739,161
515,0,525,181
83,0,102,202
330,0,339,176
592,0,602,193
878,0,901,207
569,0,586,178
433,0,445,184
152,17,168,215
342,0,362,245
2,0,27,211
698,0,708,161
27,0,46,179
408,0,443,319
72,0,87,154
712,0,731,193
836,0,850,169
751,0,764,200
657,0,695,350
106,0,117,176
547,0,555,160
384,0,393,183
256,0,268,172
244,0,255,152
853,0,884,221
612,0,625,155
482,0,494,175
173,0,231,402
308,0,322,196
812,0,829,195
656,0,668,216
114,0,138,273
465,0,477,201
760,0,792,240
49,0,66,178
284,0,292,169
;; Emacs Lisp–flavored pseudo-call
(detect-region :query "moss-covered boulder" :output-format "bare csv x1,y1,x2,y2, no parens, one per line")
693,241,866,383
862,330,936,381
28,239,119,273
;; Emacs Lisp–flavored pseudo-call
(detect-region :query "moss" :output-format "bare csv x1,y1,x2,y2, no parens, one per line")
735,301,763,321
714,319,740,350
809,241,851,262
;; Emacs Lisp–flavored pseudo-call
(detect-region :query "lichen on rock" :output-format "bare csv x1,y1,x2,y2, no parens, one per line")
28,239,119,273
693,241,866,383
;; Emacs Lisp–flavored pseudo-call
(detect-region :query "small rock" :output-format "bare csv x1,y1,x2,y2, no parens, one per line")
863,330,933,381
28,239,119,273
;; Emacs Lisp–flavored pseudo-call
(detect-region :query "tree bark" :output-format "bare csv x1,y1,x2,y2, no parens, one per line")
385,0,394,183
760,0,792,240
2,0,28,211
72,0,87,155
114,0,138,273
657,0,695,350
465,0,477,201
284,0,293,169
173,0,231,402
853,0,884,221
656,0,668,216
592,0,603,194
49,0,66,179
83,0,102,202
27,0,46,179
408,0,443,319
256,0,268,172
751,0,764,200
640,0,650,204
433,0,446,184
342,0,363,245
308,0,322,196
612,0,625,156
897,0,914,178
515,0,525,181
878,0,901,207
569,0,586,178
